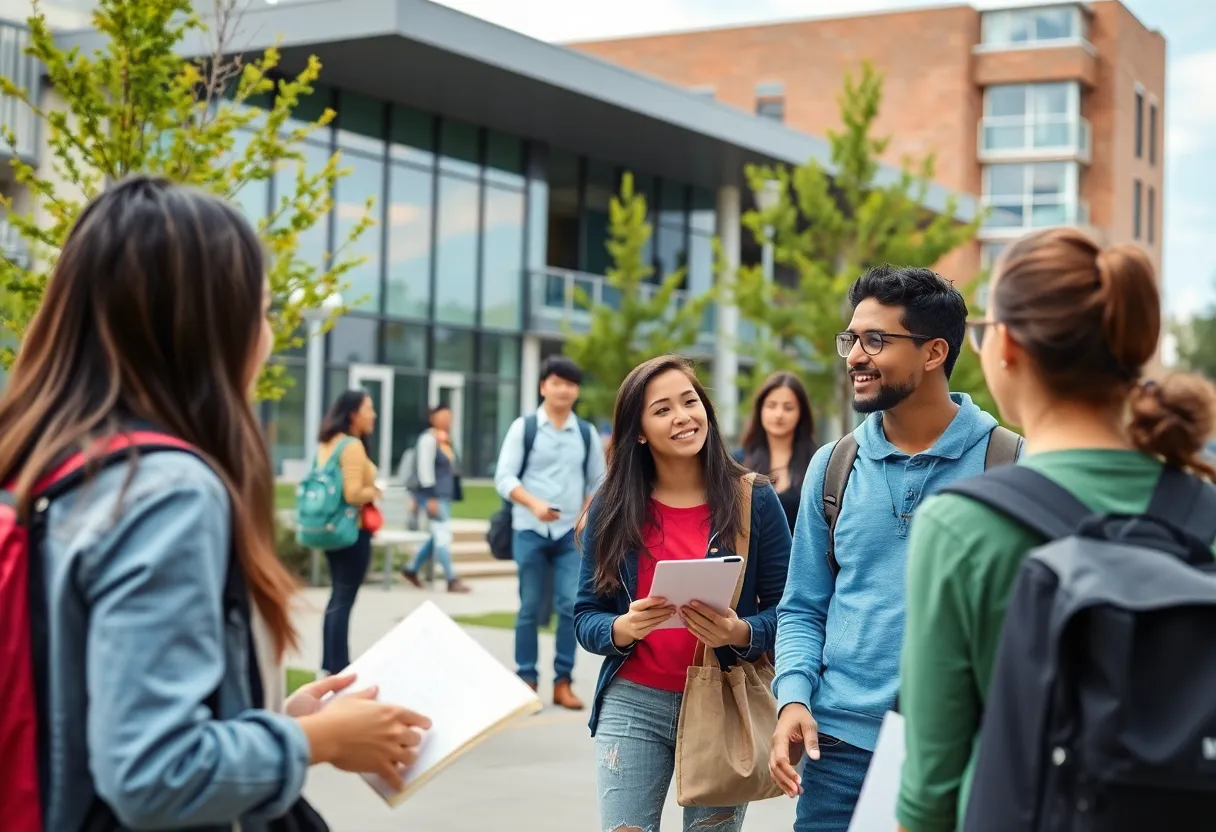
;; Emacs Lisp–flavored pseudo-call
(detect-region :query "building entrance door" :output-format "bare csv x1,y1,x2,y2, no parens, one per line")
428,371,466,455
349,364,395,474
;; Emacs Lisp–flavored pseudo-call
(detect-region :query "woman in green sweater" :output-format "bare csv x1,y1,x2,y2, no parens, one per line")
895,227,1216,832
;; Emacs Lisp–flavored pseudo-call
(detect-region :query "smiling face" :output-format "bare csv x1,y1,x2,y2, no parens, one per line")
760,384,801,440
640,368,709,460
845,298,924,413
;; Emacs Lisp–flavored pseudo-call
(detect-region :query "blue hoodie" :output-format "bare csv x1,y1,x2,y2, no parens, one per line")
773,393,1002,753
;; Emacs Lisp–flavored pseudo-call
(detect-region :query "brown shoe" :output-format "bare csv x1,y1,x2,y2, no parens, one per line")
447,579,471,594
523,679,538,693
399,569,424,589
553,679,584,711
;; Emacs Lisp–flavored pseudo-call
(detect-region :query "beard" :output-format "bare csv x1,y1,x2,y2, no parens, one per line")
853,378,917,414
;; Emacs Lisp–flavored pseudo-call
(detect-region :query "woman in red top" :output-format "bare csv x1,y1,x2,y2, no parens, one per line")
574,355,793,832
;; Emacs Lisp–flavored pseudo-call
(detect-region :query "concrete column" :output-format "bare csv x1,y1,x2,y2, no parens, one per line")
714,184,741,441
303,317,324,463
521,333,541,414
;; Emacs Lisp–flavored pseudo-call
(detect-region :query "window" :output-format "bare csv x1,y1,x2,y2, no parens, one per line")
756,81,785,122
432,327,476,373
386,163,434,319
478,333,521,378
1134,88,1144,159
1149,102,1158,166
328,316,379,364
480,186,526,329
262,363,307,475
485,131,525,188
981,242,1007,270
439,119,480,177
382,322,427,369
274,142,331,272
982,83,1080,153
433,176,480,325
983,162,1078,229
982,5,1085,46
230,130,269,224
334,153,384,312
1147,186,1156,245
390,106,435,165
1133,179,1142,240
336,91,384,155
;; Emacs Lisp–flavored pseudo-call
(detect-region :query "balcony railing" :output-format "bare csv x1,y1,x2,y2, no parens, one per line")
978,116,1091,163
0,23,40,163
980,198,1090,234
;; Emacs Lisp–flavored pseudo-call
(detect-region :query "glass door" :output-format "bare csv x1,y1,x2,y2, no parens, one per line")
428,371,466,455
349,364,395,474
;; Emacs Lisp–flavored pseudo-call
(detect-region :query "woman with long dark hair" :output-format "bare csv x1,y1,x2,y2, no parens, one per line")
574,355,792,831
317,389,382,674
0,177,427,830
739,371,816,531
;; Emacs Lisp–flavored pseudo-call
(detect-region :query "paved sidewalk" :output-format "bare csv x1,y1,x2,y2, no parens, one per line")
290,578,798,831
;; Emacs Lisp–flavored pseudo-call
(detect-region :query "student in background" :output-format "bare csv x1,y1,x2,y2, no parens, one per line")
897,229,1216,831
401,405,471,593
575,355,792,832
738,371,817,531
0,176,427,830
316,390,381,676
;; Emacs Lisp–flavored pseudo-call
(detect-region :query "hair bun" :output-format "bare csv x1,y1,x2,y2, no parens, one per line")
1095,245,1159,377
1128,375,1216,466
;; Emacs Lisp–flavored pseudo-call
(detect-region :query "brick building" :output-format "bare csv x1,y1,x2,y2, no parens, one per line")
572,1,1166,287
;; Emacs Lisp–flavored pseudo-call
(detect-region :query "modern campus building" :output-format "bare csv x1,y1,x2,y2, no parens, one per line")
0,0,974,477
574,1,1166,283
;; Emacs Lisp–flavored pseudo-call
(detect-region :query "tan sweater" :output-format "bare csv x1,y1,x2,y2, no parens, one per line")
317,434,378,506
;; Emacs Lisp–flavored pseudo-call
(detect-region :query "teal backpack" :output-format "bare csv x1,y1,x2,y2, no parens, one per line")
295,436,360,550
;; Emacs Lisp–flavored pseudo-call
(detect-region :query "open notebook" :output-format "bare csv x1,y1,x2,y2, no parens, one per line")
331,600,543,805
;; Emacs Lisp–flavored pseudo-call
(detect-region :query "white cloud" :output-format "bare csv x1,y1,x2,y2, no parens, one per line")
1166,50,1216,157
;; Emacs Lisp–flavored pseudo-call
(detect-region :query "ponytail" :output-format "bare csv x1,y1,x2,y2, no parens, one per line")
1128,375,1216,480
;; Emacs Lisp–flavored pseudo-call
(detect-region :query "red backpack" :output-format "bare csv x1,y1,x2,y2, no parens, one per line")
0,431,195,830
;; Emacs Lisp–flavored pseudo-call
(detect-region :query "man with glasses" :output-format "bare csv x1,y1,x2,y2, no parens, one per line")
768,265,1020,832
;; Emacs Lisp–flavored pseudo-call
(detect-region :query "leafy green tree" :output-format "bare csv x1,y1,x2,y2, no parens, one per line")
1173,298,1216,381
734,62,983,434
0,0,372,399
563,172,716,421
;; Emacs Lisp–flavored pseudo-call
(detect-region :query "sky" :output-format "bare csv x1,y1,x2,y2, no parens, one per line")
436,0,1216,320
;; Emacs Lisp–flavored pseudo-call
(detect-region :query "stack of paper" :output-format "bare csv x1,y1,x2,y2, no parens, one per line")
847,711,906,831
332,600,543,805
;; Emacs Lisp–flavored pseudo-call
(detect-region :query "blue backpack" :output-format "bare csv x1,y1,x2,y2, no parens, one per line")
295,436,360,550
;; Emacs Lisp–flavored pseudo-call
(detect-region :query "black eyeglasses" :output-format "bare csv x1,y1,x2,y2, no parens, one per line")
966,320,997,353
835,330,931,358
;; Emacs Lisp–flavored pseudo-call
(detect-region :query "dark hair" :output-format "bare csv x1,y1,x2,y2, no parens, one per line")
0,176,298,655
540,355,584,386
320,390,370,442
740,372,816,492
586,355,757,594
994,228,1216,478
429,404,451,419
848,265,968,378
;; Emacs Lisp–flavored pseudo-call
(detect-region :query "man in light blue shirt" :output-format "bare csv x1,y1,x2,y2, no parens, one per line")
494,356,606,710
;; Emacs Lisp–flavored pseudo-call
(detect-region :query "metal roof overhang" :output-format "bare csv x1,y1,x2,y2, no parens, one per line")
55,0,976,220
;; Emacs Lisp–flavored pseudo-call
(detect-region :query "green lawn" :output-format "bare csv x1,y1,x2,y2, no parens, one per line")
275,481,500,520
286,667,317,697
452,610,554,633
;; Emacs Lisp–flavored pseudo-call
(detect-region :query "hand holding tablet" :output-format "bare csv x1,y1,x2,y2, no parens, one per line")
648,556,744,630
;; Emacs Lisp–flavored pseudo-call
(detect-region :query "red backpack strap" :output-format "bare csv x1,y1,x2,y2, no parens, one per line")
29,431,197,501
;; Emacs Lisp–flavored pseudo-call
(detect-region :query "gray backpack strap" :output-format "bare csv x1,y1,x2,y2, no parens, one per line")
985,425,1023,469
823,432,859,579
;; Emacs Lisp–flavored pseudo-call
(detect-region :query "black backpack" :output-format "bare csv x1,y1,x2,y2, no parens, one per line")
939,464,1216,832
486,415,593,560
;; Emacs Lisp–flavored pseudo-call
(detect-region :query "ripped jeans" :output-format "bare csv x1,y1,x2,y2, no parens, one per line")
595,678,747,832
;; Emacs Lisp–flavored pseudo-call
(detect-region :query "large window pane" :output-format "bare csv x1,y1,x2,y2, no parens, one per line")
275,142,332,275
284,85,333,136
386,163,433,318
547,149,580,270
688,232,714,294
335,153,384,311
390,373,431,473
986,85,1027,118
481,187,525,329
471,380,521,477
434,176,480,325
486,131,525,188
328,316,379,364
1030,162,1067,197
230,130,269,224
478,333,521,378
390,106,435,165
659,179,687,229
383,321,427,369
690,187,716,234
336,91,384,155
440,119,480,177
1036,8,1074,40
656,223,687,285
264,363,307,474
986,164,1025,198
1034,83,1070,116
433,326,475,373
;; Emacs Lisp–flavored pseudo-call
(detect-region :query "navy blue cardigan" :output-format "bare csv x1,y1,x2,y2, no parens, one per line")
573,481,793,735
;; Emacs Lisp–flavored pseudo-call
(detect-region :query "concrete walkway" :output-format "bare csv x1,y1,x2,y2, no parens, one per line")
290,578,799,831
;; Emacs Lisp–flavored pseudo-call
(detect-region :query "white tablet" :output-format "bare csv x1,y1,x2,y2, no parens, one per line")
648,556,744,630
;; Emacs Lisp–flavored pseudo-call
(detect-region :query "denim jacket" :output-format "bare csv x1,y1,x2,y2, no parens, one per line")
38,451,310,831
574,481,793,735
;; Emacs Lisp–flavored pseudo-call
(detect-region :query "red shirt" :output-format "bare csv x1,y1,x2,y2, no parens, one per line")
618,501,711,693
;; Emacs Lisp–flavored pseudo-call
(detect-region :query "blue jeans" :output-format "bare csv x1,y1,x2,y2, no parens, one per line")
408,499,455,582
514,528,578,684
596,678,747,832
794,734,874,832
321,529,372,674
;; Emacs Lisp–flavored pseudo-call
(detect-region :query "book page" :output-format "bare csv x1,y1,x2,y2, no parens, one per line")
332,600,543,805
847,710,906,831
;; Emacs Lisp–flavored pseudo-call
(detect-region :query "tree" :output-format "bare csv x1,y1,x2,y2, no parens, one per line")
734,62,983,435
1173,304,1216,381
0,0,372,399
562,172,716,421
